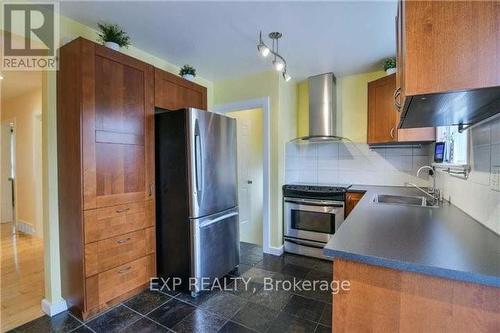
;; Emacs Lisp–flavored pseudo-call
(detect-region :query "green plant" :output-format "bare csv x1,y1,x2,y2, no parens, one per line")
179,65,196,77
383,57,396,71
97,23,131,48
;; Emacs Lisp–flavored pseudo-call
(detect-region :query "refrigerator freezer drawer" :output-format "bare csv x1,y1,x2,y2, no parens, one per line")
190,207,239,293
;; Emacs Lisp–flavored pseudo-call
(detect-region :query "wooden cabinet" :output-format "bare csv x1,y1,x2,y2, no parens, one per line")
396,0,500,109
367,74,435,145
154,68,207,110
57,37,156,319
345,192,364,217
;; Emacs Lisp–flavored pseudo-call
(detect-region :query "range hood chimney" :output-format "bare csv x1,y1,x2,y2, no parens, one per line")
294,73,343,142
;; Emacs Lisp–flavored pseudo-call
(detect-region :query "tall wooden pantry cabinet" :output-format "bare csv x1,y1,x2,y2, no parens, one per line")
57,37,156,319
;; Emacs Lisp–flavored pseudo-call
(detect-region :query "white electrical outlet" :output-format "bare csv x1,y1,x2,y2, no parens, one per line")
491,166,500,192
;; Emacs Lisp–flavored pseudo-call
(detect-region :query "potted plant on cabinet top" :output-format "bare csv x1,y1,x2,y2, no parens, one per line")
97,23,131,51
179,65,196,81
383,57,396,75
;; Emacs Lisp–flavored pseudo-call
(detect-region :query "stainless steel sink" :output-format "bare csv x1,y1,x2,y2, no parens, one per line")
373,194,438,208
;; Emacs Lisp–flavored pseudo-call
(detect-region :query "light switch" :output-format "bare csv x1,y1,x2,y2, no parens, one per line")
491,166,500,192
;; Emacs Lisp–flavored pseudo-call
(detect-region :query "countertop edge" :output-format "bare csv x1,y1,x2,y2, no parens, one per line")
325,248,500,288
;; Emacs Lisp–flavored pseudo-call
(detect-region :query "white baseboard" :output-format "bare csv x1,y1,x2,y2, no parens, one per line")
16,220,35,235
265,245,284,256
41,298,68,317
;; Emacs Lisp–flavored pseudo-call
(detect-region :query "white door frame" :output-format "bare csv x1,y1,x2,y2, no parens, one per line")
212,97,273,255
1,118,17,226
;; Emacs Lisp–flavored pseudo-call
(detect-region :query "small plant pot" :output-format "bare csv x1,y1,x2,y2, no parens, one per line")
386,67,396,75
182,74,195,81
104,42,120,51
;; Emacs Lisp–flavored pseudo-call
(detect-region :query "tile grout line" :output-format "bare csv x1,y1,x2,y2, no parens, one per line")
142,297,175,317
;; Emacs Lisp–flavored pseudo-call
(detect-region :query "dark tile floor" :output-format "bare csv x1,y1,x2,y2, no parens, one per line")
10,242,333,333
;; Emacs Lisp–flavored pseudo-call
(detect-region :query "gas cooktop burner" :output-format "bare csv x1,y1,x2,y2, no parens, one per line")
283,184,352,193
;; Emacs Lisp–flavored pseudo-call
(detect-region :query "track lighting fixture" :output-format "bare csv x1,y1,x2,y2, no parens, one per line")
257,31,291,82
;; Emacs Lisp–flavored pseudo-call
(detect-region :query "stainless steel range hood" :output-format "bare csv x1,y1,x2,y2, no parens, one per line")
294,73,346,142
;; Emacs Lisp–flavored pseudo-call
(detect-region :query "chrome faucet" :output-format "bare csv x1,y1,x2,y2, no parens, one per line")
405,165,440,206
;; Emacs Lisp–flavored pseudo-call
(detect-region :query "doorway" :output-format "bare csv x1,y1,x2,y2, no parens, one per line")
1,121,15,228
214,97,271,253
227,108,264,246
1,71,45,331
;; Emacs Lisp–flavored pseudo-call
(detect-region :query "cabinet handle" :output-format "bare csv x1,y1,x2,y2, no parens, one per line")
118,266,132,274
149,183,154,196
390,127,395,139
116,207,130,213
116,237,131,244
393,88,401,112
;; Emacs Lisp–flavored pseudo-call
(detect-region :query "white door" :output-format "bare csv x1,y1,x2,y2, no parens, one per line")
236,118,251,226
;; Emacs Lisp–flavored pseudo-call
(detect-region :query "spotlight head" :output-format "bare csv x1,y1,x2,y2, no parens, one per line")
273,60,284,71
257,43,270,57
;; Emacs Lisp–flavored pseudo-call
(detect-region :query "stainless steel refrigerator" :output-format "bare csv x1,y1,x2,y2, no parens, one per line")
155,108,239,296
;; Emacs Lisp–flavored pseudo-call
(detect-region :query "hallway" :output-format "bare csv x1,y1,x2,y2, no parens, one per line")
1,223,44,332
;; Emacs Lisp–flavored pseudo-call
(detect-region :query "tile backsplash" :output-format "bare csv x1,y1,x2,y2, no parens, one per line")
285,142,433,187
436,116,500,235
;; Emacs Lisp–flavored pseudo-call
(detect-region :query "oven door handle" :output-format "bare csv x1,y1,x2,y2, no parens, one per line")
284,199,344,208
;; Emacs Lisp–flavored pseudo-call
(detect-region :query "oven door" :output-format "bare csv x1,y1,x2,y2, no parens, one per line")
284,197,344,243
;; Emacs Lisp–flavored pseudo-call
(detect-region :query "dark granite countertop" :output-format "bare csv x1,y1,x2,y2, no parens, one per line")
324,185,500,288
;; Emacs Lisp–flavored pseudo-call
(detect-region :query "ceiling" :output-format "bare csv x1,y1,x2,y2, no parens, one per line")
1,71,42,101
61,1,397,82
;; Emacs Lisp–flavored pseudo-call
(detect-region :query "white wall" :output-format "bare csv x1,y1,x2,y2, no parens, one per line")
436,117,500,235
286,142,433,186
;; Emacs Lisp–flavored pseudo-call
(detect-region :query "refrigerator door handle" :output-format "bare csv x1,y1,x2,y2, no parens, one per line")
199,211,238,228
194,121,203,198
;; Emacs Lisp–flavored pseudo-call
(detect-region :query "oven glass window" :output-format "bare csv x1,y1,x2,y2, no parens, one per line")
291,210,335,234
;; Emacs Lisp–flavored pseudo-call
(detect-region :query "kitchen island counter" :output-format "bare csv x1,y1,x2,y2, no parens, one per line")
324,185,500,287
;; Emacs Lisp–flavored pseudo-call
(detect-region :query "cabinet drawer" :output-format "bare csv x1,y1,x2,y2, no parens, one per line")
85,227,155,276
84,201,154,243
86,254,154,310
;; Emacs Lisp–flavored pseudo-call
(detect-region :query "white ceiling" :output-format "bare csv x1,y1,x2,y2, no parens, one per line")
1,71,42,101
61,1,397,81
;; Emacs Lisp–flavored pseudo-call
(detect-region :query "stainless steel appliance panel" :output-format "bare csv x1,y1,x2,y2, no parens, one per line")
190,207,239,293
187,109,238,218
284,197,344,243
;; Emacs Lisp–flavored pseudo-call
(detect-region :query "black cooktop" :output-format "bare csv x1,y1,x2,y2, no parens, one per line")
283,184,351,200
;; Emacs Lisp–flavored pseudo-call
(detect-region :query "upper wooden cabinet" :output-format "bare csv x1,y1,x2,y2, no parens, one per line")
154,68,207,110
395,0,500,113
402,0,499,96
368,74,435,145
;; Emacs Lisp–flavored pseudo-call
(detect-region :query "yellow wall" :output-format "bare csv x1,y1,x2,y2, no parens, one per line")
1,88,43,238
297,80,309,137
297,71,386,142
227,108,264,245
213,70,297,248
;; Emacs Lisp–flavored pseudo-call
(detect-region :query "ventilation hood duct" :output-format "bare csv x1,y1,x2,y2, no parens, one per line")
293,72,346,142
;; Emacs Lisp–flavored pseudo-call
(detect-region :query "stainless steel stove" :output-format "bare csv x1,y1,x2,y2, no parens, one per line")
283,184,351,260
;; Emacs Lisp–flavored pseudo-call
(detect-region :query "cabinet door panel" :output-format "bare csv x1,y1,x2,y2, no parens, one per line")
154,68,207,110
95,142,145,206
95,57,145,135
368,75,398,144
83,49,154,209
